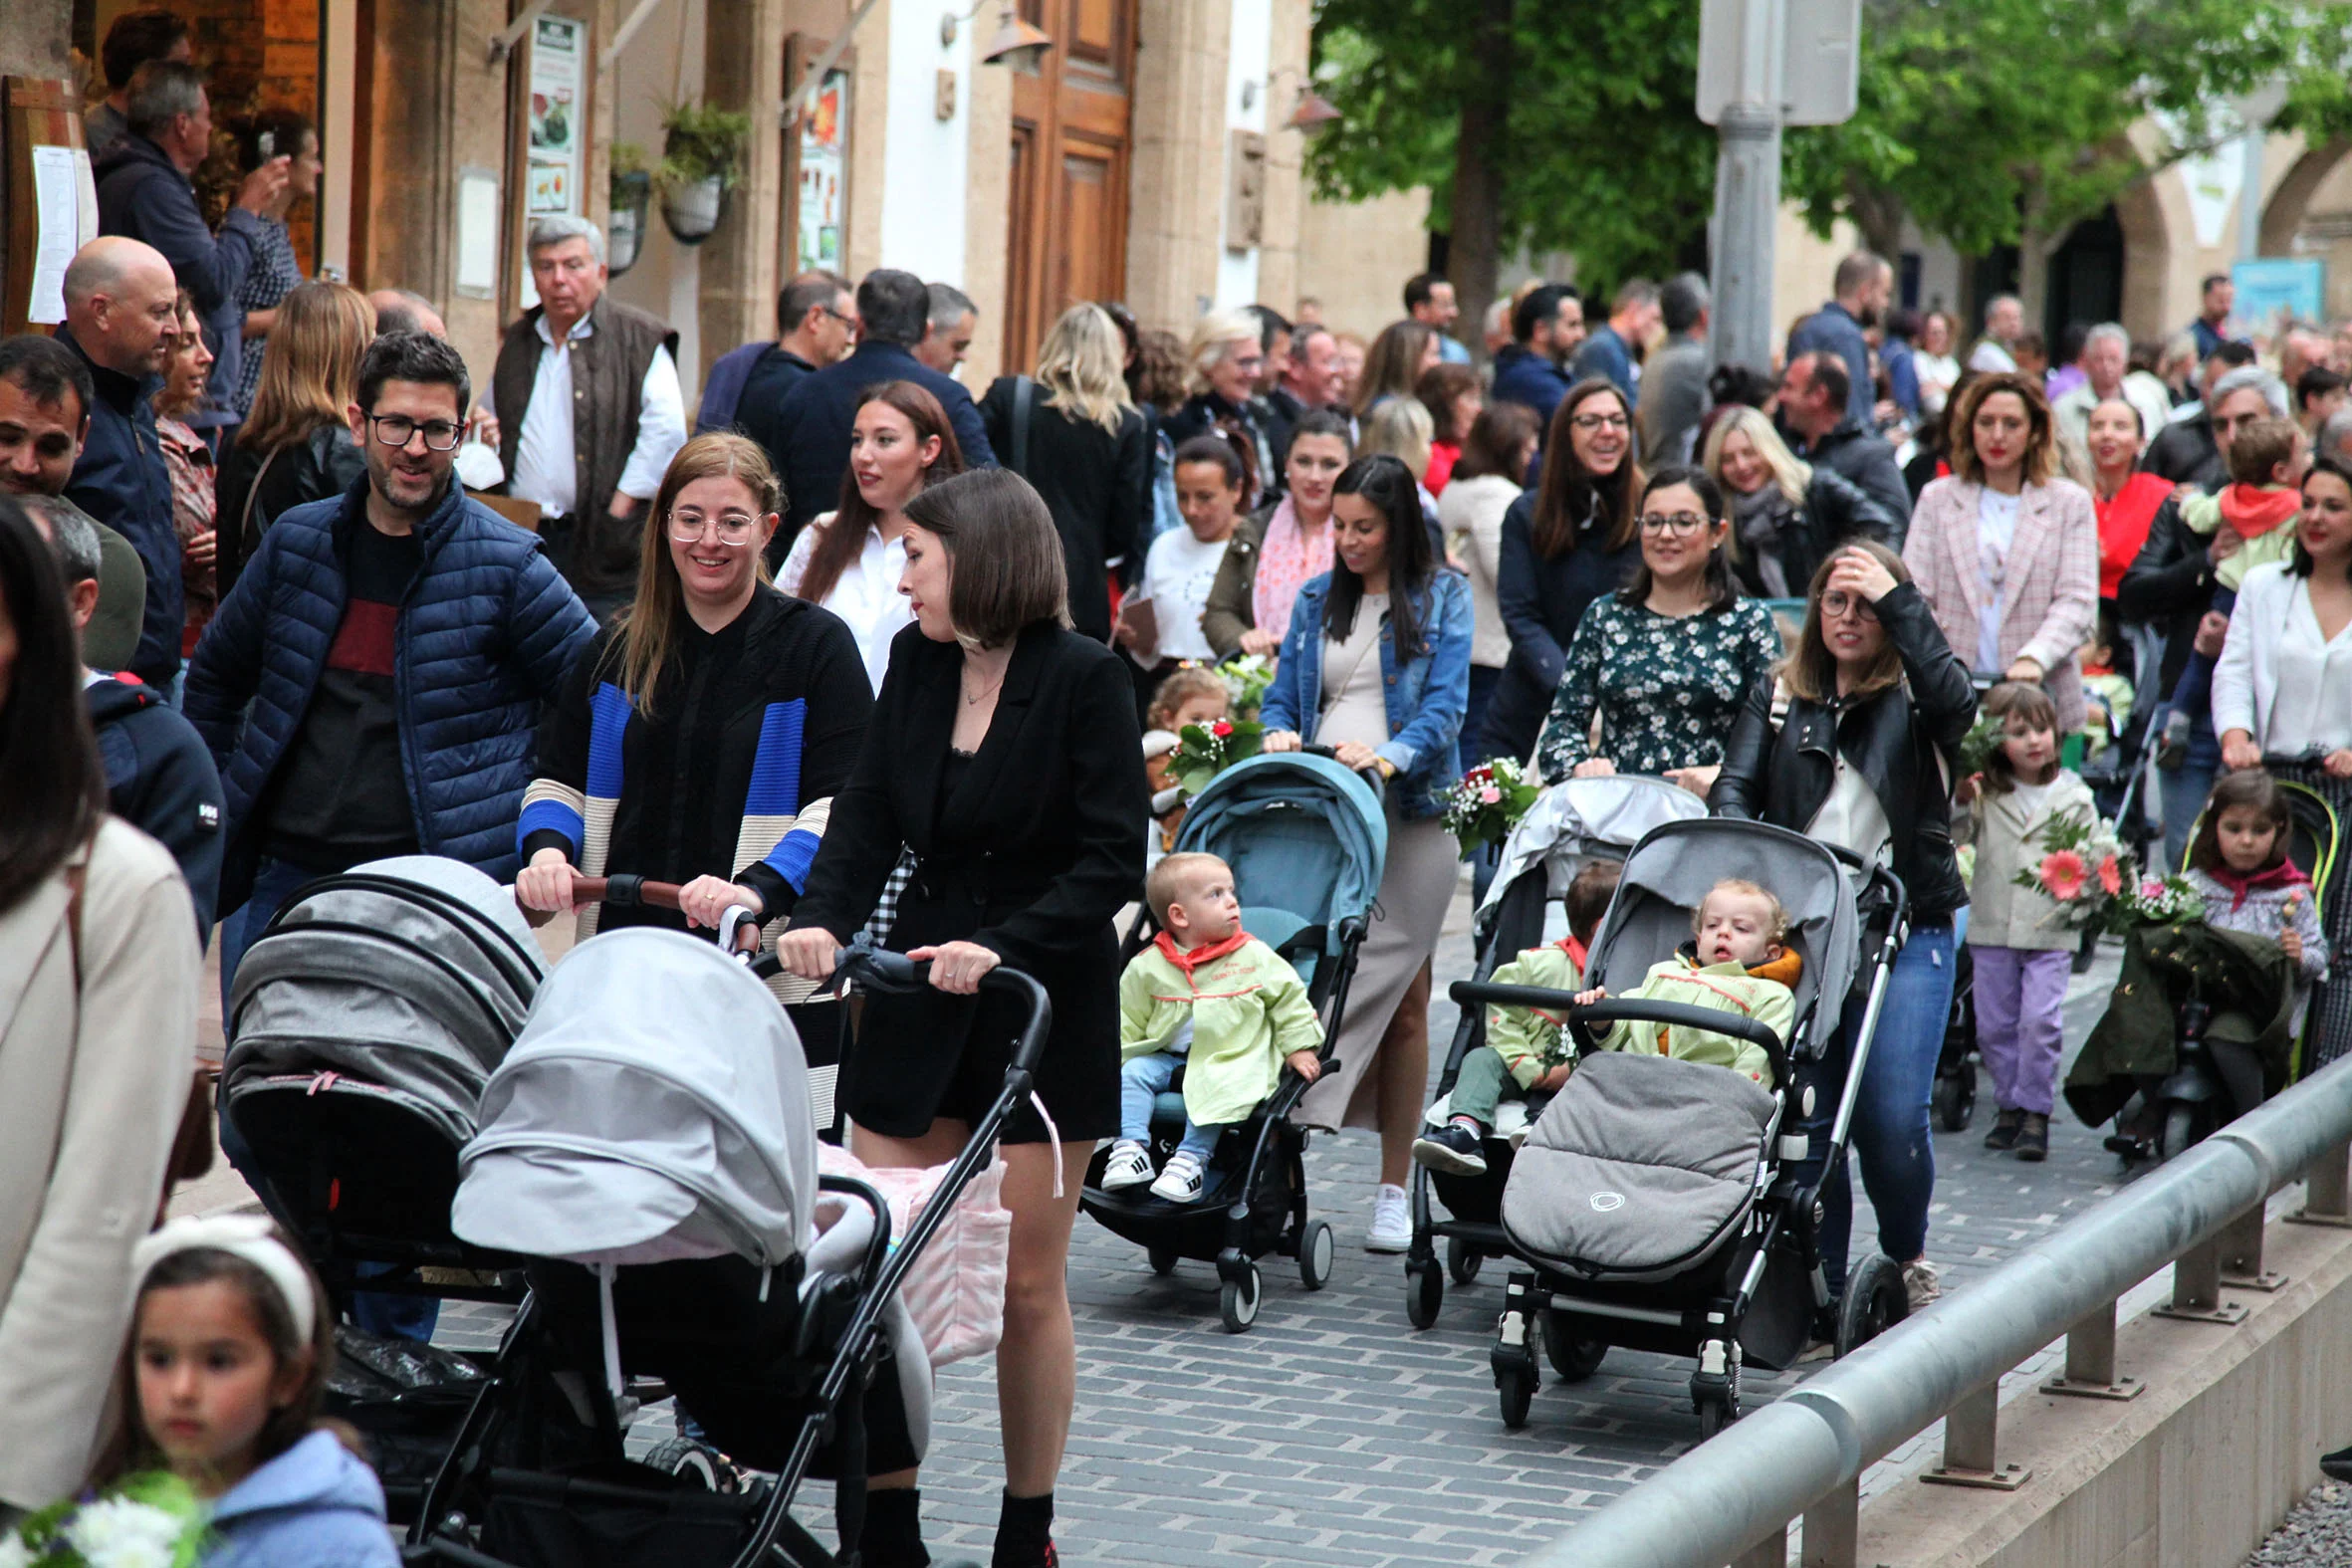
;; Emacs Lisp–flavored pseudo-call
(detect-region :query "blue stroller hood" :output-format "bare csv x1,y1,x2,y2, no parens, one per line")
1173,753,1387,955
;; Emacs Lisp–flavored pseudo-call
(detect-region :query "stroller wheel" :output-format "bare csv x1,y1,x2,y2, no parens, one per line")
1496,1359,1535,1430
1539,1309,1607,1382
1695,1379,1737,1441
1219,1263,1262,1333
1146,1243,1180,1277
1834,1253,1910,1359
1297,1220,1334,1291
1933,1067,1977,1133
1447,1234,1483,1287
643,1437,738,1493
2157,1101,2202,1163
1405,1259,1443,1330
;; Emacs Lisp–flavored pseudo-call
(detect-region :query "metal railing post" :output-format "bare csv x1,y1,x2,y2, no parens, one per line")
2220,1203,2284,1290
2156,1232,2249,1324
1800,1478,1857,1567
2291,1136,2352,1228
1922,1381,2030,1489
2041,1297,2142,1400
1730,1524,1787,1568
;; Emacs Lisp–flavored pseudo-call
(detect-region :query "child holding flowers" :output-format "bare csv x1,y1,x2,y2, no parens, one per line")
1967,681,2098,1161
2182,770,2331,1030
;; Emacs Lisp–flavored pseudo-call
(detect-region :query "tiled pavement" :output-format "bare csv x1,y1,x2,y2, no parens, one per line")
417,883,2138,1567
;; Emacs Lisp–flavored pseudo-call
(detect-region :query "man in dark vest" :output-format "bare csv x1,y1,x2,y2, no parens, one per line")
483,215,686,622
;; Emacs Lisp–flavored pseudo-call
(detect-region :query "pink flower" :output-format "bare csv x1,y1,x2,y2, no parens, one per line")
2097,855,2123,896
2038,850,2088,901
1479,785,1503,804
2141,878,2166,899
1211,719,1233,738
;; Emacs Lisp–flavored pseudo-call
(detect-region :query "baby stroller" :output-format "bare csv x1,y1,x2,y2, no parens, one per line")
1079,750,1384,1332
410,919,1050,1568
1452,817,1907,1436
1404,776,1706,1328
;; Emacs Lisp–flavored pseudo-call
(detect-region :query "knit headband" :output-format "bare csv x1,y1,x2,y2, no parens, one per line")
130,1215,318,1344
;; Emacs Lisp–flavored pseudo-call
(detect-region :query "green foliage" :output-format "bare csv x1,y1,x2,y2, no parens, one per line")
654,102,752,193
1308,0,2348,279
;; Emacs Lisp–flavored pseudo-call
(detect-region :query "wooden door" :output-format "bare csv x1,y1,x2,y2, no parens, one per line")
1004,0,1137,371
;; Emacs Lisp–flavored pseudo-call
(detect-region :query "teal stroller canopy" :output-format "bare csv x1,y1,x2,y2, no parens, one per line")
1173,753,1388,957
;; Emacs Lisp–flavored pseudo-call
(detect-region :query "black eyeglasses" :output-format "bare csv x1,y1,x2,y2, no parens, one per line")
1821,590,1880,622
365,413,463,451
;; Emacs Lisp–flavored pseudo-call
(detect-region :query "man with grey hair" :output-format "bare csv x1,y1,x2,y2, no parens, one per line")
2318,405,2352,469
1639,272,1712,465
95,58,289,434
483,214,686,620
368,289,447,338
1969,295,2025,373
915,281,979,375
2053,323,2171,457
22,491,224,934
1787,250,1891,426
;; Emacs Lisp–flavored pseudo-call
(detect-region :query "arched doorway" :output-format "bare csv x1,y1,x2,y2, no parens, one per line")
2044,205,2126,337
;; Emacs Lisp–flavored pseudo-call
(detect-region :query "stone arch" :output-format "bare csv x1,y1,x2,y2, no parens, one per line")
2260,139,2352,257
2112,168,2178,342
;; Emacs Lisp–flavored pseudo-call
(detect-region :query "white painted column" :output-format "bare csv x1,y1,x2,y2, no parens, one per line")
878,0,971,286
1215,0,1270,309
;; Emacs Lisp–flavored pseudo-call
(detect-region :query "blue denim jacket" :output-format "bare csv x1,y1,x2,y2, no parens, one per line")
1259,569,1474,819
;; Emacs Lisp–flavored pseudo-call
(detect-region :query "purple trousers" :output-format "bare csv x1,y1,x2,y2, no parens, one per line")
1972,945,2073,1116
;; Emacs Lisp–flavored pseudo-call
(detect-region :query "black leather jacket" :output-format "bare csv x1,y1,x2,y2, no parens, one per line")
1731,467,1901,600
1709,581,1977,921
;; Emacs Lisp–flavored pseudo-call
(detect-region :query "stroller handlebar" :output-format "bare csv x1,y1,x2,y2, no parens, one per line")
546,876,764,955
1448,981,1794,1089
829,935,1056,1077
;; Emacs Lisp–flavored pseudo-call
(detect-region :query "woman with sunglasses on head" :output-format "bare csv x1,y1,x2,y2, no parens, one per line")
517,433,872,954
1531,465,1781,796
1711,540,1976,1325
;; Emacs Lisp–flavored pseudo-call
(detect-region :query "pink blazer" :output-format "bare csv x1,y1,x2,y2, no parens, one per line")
1903,475,2099,731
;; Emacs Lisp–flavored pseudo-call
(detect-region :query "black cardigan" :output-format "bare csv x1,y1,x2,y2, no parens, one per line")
789,620,1148,1121
980,378,1151,642
2115,492,2216,694
1709,581,1977,922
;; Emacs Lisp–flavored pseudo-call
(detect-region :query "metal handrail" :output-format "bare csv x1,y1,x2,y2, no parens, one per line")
1519,1056,2352,1568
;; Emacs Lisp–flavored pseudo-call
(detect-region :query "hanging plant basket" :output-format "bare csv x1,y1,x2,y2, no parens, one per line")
660,175,727,245
609,169,652,273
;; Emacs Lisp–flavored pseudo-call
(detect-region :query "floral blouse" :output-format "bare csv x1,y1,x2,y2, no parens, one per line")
233,218,303,417
1534,592,1782,782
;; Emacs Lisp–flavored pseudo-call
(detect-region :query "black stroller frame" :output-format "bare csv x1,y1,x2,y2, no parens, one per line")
1415,825,1909,1436
404,936,1053,1568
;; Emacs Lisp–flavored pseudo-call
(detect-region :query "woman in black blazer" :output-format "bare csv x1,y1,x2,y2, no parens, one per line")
981,303,1151,642
779,468,1146,1568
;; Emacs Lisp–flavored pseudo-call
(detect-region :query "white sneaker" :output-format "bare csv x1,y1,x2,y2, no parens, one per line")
1100,1141,1154,1192
1149,1152,1206,1203
1366,1184,1411,1252
1902,1257,1942,1311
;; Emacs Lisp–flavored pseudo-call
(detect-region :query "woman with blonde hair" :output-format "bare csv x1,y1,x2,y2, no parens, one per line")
518,432,872,962
215,280,376,596
1165,308,1274,505
1702,403,1900,598
982,303,1150,642
1352,319,1440,416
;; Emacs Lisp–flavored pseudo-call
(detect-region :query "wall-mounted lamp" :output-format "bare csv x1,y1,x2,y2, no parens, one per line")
940,2,1054,69
1241,67,1341,131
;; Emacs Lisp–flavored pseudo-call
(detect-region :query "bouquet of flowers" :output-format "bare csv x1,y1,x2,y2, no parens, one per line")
2012,813,2127,930
1168,717,1265,798
2,1473,209,1568
1439,758,1543,855
2106,869,2206,932
1956,709,2007,783
1215,654,1276,722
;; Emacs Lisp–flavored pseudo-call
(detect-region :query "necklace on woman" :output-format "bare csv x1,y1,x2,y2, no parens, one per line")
963,668,1007,706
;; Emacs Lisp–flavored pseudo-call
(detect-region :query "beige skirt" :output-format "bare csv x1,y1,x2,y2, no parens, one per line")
1298,813,1461,1131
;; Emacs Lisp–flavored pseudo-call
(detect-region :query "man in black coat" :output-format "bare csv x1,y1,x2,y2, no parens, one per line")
764,269,997,539
23,492,223,937
1778,351,1912,543
2141,342,2259,491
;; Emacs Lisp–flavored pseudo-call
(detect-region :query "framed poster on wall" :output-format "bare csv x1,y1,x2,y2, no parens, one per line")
782,35,853,282
511,12,590,314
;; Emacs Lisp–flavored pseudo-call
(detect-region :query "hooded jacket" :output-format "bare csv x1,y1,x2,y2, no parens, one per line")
185,475,595,910
202,1430,397,1568
87,673,224,935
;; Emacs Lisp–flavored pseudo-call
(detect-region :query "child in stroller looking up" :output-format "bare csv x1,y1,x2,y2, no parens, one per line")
1413,861,1620,1178
1104,853,1326,1203
1575,878,1799,1085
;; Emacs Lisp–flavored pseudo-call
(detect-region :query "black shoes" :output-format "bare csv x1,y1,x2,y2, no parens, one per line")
1984,1108,2024,1151
2014,1113,2049,1162
1412,1122,1488,1177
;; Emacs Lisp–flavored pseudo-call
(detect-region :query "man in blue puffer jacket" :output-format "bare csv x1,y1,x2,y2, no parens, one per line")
188,330,594,1008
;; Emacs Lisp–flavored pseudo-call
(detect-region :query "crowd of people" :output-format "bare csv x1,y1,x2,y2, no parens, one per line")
5,9,2352,1561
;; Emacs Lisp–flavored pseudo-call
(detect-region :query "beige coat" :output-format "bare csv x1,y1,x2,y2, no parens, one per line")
0,818,198,1509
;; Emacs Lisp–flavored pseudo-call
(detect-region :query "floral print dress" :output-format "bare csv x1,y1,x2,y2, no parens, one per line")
1534,593,1782,782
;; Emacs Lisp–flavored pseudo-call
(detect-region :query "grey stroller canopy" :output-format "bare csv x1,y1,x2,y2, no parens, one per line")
453,928,817,1271
1477,776,1709,939
223,855,547,1147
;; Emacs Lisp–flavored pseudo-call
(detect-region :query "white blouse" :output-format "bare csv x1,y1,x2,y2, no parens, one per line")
2264,582,2352,759
780,513,912,695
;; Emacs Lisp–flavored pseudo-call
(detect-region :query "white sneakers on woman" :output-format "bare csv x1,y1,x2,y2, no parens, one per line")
1366,1184,1411,1251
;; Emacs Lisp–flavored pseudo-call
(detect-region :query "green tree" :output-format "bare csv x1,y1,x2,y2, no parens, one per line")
1309,0,2349,349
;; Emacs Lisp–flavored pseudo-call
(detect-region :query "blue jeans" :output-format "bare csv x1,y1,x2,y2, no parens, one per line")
216,854,440,1343
1794,921,1957,1300
1119,1052,1224,1163
2160,714,2220,874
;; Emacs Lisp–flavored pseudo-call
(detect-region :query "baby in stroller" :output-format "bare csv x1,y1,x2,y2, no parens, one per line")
1569,878,1799,1087
1412,862,1618,1178
1104,852,1325,1202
